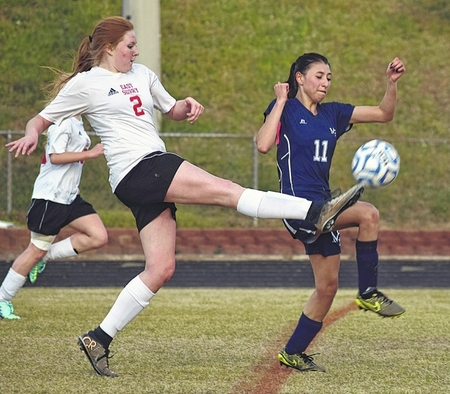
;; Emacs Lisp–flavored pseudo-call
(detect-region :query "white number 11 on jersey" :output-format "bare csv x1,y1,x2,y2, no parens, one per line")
313,139,328,162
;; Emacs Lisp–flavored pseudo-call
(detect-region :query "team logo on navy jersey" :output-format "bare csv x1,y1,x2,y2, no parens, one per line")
329,127,337,136
108,88,119,96
299,119,307,124
331,231,341,245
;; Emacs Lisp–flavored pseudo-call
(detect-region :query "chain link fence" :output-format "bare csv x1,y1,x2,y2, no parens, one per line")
2,130,450,228
0,130,261,218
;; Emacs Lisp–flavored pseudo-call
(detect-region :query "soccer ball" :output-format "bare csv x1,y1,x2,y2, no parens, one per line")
351,139,400,188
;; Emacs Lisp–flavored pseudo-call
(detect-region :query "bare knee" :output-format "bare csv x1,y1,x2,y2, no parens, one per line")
315,278,339,301
160,261,176,285
363,205,379,223
143,257,176,288
359,204,380,234
88,228,109,249
95,229,109,248
212,179,244,208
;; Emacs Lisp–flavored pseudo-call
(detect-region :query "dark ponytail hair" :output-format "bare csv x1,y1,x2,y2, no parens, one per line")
285,53,330,99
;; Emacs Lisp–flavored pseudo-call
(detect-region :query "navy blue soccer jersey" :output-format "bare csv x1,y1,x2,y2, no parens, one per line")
264,99,355,201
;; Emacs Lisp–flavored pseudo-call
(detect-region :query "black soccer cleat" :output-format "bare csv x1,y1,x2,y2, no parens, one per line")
78,333,118,377
306,184,364,232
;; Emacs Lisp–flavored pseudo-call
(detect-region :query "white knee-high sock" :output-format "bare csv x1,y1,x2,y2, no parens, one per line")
100,275,155,338
45,237,77,260
0,268,27,301
236,189,311,219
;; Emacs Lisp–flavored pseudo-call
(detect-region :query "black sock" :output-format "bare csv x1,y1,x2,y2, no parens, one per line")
89,327,113,349
305,201,322,223
356,240,378,296
285,312,323,355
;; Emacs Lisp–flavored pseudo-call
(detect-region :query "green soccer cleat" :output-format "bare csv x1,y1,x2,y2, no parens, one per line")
278,347,326,372
28,259,47,284
355,291,405,318
0,300,20,320
78,333,118,377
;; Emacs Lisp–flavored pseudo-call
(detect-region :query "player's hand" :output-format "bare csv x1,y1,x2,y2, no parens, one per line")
273,82,289,102
88,143,104,159
387,57,405,82
5,134,39,157
184,97,204,123
6,115,51,157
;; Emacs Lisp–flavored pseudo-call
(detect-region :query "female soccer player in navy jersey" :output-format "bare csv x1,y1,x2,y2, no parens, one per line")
6,18,363,377
256,53,406,372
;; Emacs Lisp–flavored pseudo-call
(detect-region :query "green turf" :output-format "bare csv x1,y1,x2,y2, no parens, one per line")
1,288,449,393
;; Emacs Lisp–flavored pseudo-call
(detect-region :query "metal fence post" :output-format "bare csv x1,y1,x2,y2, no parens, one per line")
7,130,12,214
253,135,258,227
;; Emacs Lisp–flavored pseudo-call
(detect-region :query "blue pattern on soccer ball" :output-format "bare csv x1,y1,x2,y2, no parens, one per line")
351,140,400,188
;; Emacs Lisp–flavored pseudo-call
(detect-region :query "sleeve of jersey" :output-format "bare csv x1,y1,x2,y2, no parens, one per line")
335,102,355,137
263,100,281,144
147,70,177,114
263,99,276,119
46,120,71,155
39,75,91,126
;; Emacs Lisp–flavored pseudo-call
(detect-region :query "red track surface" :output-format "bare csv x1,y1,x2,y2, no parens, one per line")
2,228,450,260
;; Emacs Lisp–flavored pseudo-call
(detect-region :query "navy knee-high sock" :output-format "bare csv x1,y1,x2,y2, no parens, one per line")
285,312,323,355
356,240,378,296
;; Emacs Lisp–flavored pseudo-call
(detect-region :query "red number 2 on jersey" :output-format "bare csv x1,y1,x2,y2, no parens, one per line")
130,95,145,116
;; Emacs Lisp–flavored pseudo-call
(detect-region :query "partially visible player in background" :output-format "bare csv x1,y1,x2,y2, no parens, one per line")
0,115,107,319
256,53,406,372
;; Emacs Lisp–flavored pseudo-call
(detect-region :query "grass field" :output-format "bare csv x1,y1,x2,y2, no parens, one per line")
1,287,449,393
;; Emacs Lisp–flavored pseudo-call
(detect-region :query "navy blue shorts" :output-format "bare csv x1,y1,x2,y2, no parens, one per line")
284,219,341,257
114,151,185,232
27,195,96,236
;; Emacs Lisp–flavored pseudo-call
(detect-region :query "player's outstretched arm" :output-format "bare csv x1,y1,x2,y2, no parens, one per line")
50,143,105,165
256,82,289,154
350,57,405,125
6,115,52,157
166,97,204,123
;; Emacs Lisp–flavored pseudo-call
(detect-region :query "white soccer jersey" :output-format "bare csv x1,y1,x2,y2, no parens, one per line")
32,117,91,204
39,64,177,191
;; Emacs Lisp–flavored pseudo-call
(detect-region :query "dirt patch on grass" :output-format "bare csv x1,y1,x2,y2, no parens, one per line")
230,302,358,394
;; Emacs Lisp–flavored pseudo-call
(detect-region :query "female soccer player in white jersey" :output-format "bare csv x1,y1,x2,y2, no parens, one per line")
256,53,406,372
0,116,107,320
6,17,363,377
